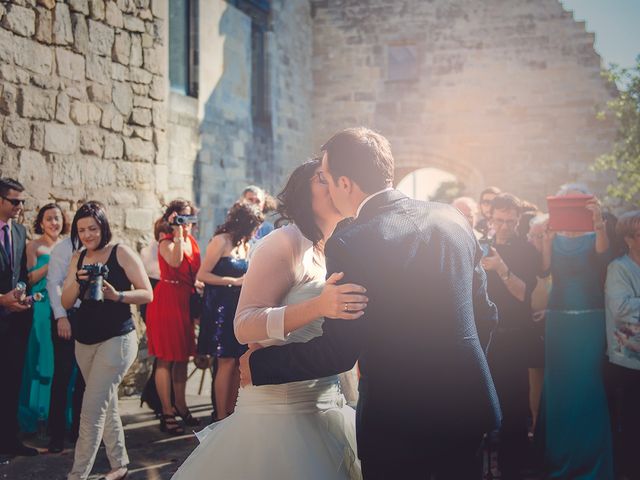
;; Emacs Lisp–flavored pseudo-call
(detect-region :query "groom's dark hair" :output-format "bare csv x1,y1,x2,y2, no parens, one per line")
321,127,394,194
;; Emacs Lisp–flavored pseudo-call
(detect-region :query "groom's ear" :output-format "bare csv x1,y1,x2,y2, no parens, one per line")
338,176,353,193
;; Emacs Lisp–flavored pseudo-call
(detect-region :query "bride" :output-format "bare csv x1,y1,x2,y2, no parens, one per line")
171,159,368,480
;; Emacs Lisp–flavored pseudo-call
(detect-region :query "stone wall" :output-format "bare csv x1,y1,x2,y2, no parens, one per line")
311,0,616,206
0,0,168,395
0,0,166,242
192,0,314,241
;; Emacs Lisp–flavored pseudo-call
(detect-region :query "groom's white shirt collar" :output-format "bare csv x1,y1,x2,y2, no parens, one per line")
355,187,394,219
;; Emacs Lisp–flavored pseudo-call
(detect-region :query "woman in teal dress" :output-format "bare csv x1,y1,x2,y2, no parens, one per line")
540,186,613,479
18,204,67,433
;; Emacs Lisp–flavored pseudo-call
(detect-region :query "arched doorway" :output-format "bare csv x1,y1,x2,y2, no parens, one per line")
396,167,466,203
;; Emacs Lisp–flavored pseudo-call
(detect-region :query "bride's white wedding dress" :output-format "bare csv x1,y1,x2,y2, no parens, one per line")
171,225,361,480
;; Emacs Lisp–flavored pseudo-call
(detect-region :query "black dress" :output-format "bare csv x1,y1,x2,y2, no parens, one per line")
197,257,248,358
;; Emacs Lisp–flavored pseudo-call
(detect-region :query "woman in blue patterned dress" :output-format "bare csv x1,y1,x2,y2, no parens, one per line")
197,202,264,420
539,184,613,479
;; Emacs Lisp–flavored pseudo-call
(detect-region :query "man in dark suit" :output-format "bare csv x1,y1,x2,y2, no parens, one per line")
240,128,500,478
0,178,38,458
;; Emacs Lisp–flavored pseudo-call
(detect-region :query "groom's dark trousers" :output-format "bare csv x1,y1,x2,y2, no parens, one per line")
250,190,501,478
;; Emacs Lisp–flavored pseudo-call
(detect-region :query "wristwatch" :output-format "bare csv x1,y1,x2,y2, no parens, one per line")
117,291,125,303
499,269,511,281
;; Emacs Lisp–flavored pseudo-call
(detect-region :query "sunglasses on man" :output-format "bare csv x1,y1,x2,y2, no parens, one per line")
1,196,26,207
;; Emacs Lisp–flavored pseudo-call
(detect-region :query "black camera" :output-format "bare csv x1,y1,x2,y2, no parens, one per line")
171,215,198,226
82,263,110,302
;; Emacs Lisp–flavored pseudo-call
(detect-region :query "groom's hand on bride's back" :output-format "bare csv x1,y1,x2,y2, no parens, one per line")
239,343,263,387
314,272,368,320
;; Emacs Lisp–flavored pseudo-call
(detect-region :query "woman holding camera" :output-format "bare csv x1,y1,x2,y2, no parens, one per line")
146,199,201,435
62,202,152,480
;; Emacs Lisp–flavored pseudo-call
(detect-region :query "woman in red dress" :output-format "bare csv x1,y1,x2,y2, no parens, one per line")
146,199,201,435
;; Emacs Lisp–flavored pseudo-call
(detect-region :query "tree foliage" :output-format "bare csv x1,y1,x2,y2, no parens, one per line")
429,180,466,203
593,56,640,205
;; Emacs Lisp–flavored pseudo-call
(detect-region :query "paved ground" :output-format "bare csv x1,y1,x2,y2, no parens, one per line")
0,365,215,480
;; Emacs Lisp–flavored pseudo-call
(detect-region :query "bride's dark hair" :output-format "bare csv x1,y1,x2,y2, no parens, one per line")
277,157,323,245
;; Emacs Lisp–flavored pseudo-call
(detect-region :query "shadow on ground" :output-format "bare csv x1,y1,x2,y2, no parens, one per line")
0,395,212,480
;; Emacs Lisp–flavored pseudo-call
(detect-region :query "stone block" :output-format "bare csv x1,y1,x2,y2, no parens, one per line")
129,34,142,67
14,36,53,75
123,136,154,162
53,2,73,45
130,66,151,84
14,67,30,84
125,208,153,230
0,64,17,82
142,47,161,74
31,73,60,90
104,132,124,158
69,101,89,125
0,82,17,115
105,1,123,28
36,0,56,9
65,85,85,100
18,86,56,120
133,95,151,109
31,122,45,150
18,150,49,190
89,0,106,20
79,126,104,156
86,53,111,85
133,126,152,141
151,102,165,129
113,31,130,65
139,8,153,21
117,0,136,14
69,0,90,15
0,29,14,64
55,92,71,123
71,13,88,55
100,104,124,132
112,81,133,115
88,83,111,103
33,7,52,42
112,62,129,81
131,107,151,126
4,117,31,147
51,154,83,189
149,74,163,100
131,83,148,95
56,47,85,81
150,0,164,18
89,19,114,56
141,32,153,48
123,14,144,33
2,4,36,37
87,103,102,123
44,123,79,154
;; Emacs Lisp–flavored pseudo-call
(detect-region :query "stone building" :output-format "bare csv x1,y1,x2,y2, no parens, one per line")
0,0,615,391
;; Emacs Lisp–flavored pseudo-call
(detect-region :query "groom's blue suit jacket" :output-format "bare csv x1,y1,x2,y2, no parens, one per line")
250,190,501,457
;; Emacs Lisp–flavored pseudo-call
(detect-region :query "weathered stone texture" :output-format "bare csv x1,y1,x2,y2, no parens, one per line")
311,0,615,205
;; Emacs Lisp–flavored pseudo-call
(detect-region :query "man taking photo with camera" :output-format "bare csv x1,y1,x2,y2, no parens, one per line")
480,193,541,479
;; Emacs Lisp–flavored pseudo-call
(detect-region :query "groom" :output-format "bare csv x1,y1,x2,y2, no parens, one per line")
239,127,501,479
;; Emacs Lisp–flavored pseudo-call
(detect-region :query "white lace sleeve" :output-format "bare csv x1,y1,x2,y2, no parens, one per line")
234,226,302,344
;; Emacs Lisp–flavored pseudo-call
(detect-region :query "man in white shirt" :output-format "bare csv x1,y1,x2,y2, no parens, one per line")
46,237,85,453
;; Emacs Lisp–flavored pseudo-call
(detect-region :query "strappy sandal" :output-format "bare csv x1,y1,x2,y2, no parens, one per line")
159,414,184,435
173,407,201,427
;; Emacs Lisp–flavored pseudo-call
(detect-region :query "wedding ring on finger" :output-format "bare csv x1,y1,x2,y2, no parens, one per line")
344,304,350,312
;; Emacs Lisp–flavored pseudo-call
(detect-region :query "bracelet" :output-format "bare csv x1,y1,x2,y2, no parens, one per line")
173,236,182,244
499,269,511,281
117,291,125,303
